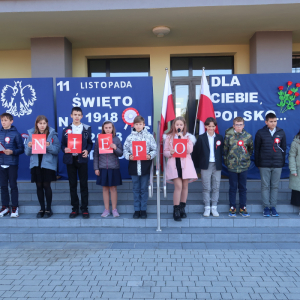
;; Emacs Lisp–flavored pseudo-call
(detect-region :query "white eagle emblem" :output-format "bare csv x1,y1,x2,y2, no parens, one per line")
1,81,37,117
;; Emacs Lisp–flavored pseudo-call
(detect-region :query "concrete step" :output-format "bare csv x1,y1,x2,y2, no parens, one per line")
14,189,292,201
1,226,300,243
16,200,299,214
15,179,290,191
1,212,300,228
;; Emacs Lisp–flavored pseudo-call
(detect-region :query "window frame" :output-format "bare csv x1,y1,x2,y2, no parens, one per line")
88,57,151,77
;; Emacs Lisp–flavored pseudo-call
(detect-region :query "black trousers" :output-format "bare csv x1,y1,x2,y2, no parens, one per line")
0,165,18,207
66,157,88,211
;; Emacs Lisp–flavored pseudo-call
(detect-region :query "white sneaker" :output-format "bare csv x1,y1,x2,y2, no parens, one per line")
10,207,19,218
0,206,10,217
211,206,219,217
203,206,210,217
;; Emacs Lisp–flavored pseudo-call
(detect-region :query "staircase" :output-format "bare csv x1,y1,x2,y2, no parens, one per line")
1,179,300,245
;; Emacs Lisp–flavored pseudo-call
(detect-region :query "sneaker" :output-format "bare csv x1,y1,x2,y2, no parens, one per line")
101,209,110,218
82,210,90,219
203,206,210,217
229,206,236,217
263,207,270,217
140,210,147,219
239,207,250,217
211,206,219,217
69,210,79,219
270,207,279,217
112,209,120,218
133,211,140,219
0,206,10,217
10,207,19,218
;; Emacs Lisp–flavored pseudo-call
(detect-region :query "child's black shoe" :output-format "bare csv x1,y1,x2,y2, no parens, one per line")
44,210,53,218
133,211,140,219
140,211,147,219
36,211,45,218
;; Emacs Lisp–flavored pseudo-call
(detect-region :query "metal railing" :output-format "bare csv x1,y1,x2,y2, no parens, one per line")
156,121,162,231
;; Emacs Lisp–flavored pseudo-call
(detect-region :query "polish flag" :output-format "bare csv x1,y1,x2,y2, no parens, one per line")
196,69,219,134
160,70,175,142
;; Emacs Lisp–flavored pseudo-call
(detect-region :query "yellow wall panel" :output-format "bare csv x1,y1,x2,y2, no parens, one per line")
0,50,31,78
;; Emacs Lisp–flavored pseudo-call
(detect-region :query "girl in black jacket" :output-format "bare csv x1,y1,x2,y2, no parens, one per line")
93,121,123,217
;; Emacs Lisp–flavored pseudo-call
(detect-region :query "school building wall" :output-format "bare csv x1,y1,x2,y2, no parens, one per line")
1,42,299,132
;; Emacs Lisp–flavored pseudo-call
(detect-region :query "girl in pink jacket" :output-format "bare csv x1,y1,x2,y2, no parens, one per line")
163,117,198,221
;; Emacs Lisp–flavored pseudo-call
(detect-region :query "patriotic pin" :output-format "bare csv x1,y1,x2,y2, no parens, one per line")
237,140,247,153
66,129,72,134
216,140,221,150
4,137,10,144
273,138,284,152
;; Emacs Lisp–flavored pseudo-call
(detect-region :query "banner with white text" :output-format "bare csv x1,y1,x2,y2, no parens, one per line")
210,73,300,179
56,77,154,180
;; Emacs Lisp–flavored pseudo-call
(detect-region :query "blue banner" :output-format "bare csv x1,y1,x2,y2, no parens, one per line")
0,78,55,180
210,73,300,179
56,77,154,180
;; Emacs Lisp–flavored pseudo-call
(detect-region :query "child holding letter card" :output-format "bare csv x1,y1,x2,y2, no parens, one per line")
123,116,157,220
25,115,60,218
94,121,123,218
163,116,197,222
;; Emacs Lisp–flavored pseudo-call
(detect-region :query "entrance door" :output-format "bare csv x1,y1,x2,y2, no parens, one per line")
172,80,201,134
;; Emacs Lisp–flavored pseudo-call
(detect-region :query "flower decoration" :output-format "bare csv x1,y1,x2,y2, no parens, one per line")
277,81,300,113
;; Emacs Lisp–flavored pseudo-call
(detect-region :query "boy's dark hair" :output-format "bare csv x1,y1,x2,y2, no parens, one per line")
0,113,13,121
134,115,145,124
204,117,217,126
71,107,83,114
233,116,244,124
265,112,277,121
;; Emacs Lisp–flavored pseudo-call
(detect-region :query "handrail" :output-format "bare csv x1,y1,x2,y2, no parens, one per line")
163,139,167,199
156,121,162,232
148,133,154,198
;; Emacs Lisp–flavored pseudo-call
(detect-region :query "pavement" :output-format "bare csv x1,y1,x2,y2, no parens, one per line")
0,244,300,300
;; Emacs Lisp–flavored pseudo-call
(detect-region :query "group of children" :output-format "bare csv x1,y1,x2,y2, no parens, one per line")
0,108,299,221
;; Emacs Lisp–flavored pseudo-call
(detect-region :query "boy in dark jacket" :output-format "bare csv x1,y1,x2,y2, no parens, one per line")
224,117,253,217
61,107,93,219
123,116,157,219
0,113,24,217
255,112,286,217
194,117,223,217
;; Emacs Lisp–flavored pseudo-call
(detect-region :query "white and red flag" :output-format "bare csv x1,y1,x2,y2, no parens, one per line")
160,70,175,142
196,69,219,134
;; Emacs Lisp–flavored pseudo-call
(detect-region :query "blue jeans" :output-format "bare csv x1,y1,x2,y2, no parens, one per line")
131,174,150,211
228,170,248,209
0,165,19,207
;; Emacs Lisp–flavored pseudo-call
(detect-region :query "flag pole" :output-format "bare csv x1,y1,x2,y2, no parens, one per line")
193,67,205,136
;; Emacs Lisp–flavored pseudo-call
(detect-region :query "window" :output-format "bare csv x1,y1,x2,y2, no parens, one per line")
292,56,300,73
171,56,234,78
88,58,150,77
170,56,234,132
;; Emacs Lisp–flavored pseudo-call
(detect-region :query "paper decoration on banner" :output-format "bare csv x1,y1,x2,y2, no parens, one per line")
0,142,6,154
173,139,187,158
132,141,147,160
68,134,82,154
98,134,113,154
32,134,46,154
122,108,139,129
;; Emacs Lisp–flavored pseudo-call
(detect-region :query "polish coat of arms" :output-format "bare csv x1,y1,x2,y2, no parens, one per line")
1,81,37,117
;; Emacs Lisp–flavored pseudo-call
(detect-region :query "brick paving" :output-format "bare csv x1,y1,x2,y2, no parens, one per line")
0,247,300,299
